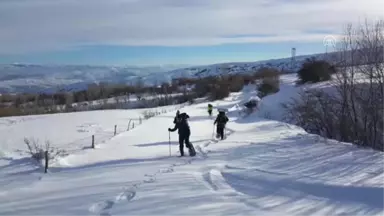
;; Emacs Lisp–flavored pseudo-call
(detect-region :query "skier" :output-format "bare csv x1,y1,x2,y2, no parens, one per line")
214,110,229,140
207,104,213,117
168,112,196,157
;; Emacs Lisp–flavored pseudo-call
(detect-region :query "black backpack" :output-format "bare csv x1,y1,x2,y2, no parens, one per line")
175,113,190,133
216,113,228,126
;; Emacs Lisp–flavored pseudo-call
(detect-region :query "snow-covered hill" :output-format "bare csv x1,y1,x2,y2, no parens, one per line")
0,52,332,94
0,72,382,215
141,53,330,84
0,64,186,94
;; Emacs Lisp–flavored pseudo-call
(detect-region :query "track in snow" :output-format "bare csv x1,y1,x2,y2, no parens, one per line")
89,189,136,216
88,125,236,216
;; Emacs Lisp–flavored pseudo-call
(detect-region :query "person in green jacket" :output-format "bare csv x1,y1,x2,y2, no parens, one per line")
207,104,213,117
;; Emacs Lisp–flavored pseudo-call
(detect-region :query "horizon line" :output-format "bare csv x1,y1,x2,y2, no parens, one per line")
0,50,329,69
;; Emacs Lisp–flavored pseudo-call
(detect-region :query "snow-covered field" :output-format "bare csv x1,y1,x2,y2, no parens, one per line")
0,75,383,215
0,104,184,158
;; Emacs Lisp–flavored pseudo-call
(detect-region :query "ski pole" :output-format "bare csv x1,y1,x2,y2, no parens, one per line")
212,124,215,139
168,131,171,156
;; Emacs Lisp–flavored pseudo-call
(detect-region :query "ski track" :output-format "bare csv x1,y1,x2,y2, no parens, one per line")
193,166,264,211
198,168,234,193
194,126,275,212
88,123,236,216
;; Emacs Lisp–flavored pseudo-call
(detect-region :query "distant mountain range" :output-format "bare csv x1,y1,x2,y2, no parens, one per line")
0,52,333,94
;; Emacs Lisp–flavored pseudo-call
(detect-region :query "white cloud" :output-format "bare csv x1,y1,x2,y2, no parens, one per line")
0,0,382,54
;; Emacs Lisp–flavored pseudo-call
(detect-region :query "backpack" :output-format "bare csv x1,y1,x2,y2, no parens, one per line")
215,113,228,127
175,113,190,134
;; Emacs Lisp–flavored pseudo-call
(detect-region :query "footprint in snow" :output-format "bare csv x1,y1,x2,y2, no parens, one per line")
143,177,156,183
171,162,184,167
132,183,142,188
159,167,174,173
89,200,114,213
195,146,208,159
115,190,136,203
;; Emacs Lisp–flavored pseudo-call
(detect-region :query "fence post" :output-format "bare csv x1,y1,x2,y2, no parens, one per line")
44,151,49,173
114,125,117,136
127,119,132,131
92,135,95,148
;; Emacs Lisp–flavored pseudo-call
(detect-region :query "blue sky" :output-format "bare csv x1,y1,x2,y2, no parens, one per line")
0,0,382,67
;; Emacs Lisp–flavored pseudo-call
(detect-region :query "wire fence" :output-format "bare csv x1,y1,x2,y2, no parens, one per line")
59,103,187,154
22,103,188,173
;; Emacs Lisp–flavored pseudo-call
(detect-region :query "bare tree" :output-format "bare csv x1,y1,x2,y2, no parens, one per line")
333,19,384,149
64,93,74,111
283,18,384,151
114,96,121,108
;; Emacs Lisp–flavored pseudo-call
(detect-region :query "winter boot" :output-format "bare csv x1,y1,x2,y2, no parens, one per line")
187,143,196,157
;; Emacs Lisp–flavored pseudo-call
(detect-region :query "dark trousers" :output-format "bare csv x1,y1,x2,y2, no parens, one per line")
217,126,225,140
208,110,212,116
179,134,192,155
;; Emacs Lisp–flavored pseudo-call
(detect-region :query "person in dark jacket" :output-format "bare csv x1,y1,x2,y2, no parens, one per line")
168,112,196,156
214,111,229,140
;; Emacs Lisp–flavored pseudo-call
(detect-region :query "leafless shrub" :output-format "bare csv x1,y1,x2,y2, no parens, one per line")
281,89,340,139
262,110,273,119
257,76,280,98
296,58,336,84
210,83,230,100
282,19,384,151
254,67,282,80
24,137,67,163
142,109,157,120
24,137,45,162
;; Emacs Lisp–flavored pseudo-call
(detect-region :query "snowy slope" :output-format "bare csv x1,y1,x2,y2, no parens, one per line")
0,80,383,215
255,69,378,122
